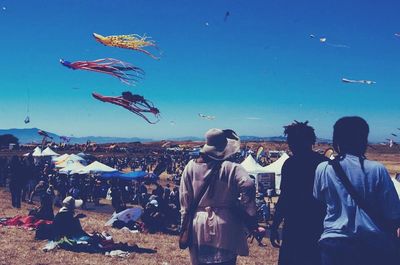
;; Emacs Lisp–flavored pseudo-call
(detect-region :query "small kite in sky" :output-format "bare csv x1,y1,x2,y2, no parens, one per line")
92,92,160,124
24,116,30,124
198,113,215,120
60,58,144,86
395,33,400,37
224,11,230,22
342,78,376,85
310,34,349,48
93,33,160,60
392,133,398,137
60,136,71,143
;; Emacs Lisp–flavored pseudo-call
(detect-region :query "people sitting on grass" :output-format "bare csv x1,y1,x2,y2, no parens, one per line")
29,185,54,221
52,196,88,240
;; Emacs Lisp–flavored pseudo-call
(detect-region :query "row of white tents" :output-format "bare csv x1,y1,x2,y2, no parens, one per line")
28,147,117,175
241,152,289,193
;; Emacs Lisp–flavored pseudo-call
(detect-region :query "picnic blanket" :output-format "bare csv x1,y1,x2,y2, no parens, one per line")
0,215,52,230
42,232,156,256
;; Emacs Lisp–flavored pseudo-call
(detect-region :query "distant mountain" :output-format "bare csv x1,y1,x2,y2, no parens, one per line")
0,128,331,144
0,128,152,144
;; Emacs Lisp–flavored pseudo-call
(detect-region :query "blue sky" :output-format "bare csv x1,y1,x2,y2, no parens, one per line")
0,0,399,141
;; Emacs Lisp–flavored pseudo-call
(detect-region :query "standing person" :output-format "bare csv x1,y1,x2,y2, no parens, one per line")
180,128,257,265
9,156,24,208
314,116,400,265
270,121,327,265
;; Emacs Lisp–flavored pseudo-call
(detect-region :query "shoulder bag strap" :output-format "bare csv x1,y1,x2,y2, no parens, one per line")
330,159,390,233
186,162,222,219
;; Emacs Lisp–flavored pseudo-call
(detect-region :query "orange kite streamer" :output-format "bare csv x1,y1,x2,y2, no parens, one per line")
93,33,160,60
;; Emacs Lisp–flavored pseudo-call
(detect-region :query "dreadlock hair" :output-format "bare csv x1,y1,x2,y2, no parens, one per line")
284,120,316,154
333,116,369,157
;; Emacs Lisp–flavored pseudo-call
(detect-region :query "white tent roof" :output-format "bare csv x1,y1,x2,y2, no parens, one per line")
55,154,86,168
32,147,42,157
78,161,117,174
52,153,69,162
41,147,59,157
263,152,289,174
392,178,400,199
241,155,272,175
262,152,289,192
59,161,85,175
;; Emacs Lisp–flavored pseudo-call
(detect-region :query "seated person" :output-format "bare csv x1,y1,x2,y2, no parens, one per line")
30,186,54,221
52,196,87,240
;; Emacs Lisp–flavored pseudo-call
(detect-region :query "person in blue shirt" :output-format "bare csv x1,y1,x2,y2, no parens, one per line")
314,116,400,265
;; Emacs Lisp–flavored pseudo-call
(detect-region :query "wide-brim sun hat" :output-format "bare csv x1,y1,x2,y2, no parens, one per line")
200,128,241,160
62,196,83,210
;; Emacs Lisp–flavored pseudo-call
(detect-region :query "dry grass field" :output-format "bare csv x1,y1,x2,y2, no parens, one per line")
0,188,278,265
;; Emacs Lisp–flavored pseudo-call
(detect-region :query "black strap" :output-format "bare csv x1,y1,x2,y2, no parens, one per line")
330,159,390,234
185,162,222,220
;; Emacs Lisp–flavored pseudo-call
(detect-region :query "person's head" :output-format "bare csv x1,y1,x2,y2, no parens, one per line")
200,128,240,161
284,121,316,154
60,196,83,213
333,116,369,156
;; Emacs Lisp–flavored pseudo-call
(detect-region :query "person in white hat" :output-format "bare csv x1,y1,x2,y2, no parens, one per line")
52,196,87,240
180,128,257,265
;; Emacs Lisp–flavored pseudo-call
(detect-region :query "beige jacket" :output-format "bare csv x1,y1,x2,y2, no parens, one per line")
180,159,256,256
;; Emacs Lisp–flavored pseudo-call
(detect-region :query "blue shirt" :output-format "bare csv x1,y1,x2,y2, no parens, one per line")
313,154,400,240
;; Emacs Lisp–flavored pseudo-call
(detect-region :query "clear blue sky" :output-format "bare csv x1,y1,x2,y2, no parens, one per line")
0,0,399,142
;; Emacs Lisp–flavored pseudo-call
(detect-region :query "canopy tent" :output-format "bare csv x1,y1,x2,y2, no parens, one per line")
41,147,59,157
32,147,42,157
100,170,148,180
52,153,69,162
392,178,400,199
59,161,85,175
262,152,289,192
241,155,271,175
55,154,86,168
78,161,117,174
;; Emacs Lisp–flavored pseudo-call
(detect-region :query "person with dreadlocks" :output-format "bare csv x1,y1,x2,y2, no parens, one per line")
314,117,400,265
270,121,327,265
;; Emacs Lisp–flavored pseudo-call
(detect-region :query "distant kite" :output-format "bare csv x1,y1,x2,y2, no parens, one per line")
310,34,349,48
198,113,215,120
60,58,144,86
24,116,30,124
224,11,230,22
92,92,160,124
93,33,160,60
392,133,398,137
395,33,400,37
38,130,52,139
342,78,376,85
60,136,71,143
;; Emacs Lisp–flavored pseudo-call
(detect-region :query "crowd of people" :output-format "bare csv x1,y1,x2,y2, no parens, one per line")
0,116,399,265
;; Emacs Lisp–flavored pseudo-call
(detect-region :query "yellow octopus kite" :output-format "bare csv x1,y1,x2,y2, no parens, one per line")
93,33,160,60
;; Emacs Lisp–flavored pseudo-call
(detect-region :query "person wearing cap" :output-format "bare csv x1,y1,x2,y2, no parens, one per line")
52,196,87,240
180,128,257,265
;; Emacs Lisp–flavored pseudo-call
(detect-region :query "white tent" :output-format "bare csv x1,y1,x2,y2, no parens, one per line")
262,152,290,193
52,153,69,162
78,161,117,174
59,161,85,175
55,154,86,168
41,147,59,157
32,147,42,157
241,155,271,175
392,178,400,199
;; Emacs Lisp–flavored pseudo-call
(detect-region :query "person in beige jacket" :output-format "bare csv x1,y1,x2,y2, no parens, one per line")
180,128,257,265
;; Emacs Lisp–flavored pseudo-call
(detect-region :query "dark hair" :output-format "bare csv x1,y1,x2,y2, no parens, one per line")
284,120,316,153
333,116,369,156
